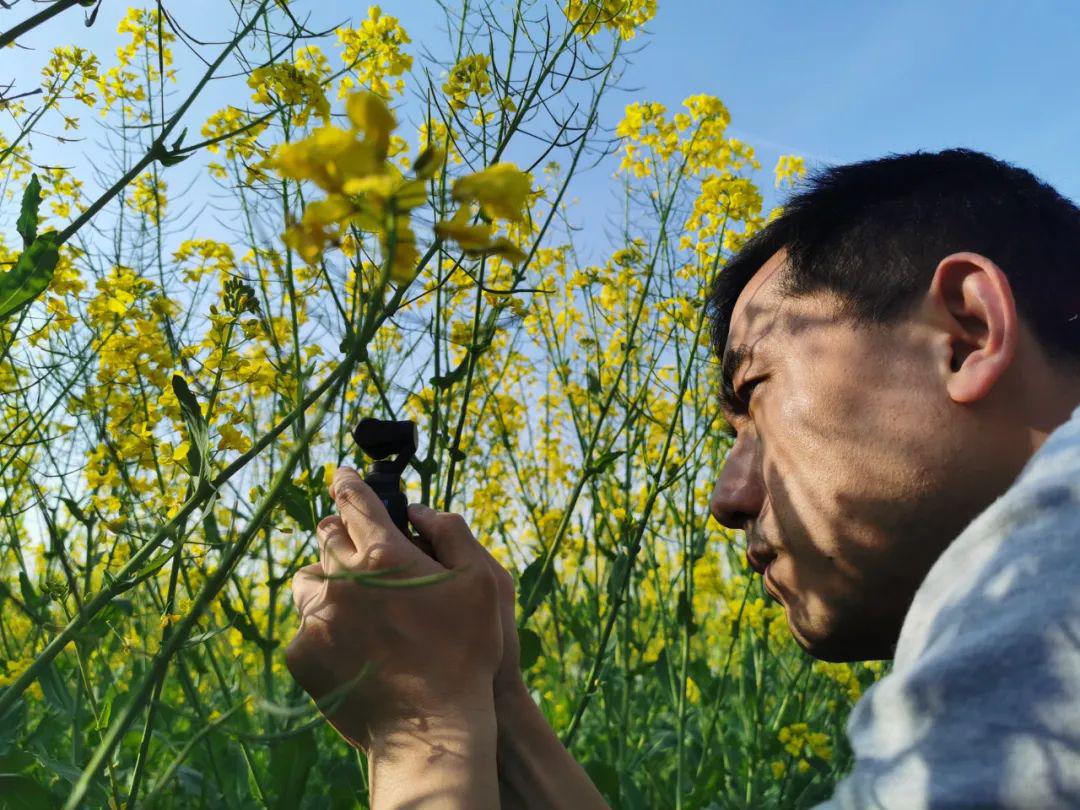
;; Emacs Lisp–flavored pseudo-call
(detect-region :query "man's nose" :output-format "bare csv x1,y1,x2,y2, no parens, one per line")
709,439,765,531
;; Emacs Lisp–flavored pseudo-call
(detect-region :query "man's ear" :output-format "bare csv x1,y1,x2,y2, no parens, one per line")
928,251,1019,405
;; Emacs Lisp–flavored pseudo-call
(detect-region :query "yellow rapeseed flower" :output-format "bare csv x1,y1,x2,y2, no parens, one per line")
451,162,531,223
443,54,492,111
272,126,379,195
336,6,413,98
564,0,657,40
774,154,807,188
435,206,495,251
346,91,396,161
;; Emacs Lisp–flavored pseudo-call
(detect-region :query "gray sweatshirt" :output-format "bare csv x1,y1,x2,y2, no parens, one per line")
817,402,1080,809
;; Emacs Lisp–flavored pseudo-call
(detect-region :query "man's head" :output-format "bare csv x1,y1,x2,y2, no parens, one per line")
706,148,1080,663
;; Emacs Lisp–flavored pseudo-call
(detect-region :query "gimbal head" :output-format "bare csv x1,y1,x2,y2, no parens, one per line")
351,418,417,537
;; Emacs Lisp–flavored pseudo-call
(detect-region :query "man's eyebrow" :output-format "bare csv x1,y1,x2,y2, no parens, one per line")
718,343,752,417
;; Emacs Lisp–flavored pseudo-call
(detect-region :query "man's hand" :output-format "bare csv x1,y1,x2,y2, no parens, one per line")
425,514,524,700
285,467,502,750
407,498,609,809
284,466,607,808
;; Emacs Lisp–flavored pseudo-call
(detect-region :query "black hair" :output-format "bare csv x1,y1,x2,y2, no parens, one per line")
706,148,1080,369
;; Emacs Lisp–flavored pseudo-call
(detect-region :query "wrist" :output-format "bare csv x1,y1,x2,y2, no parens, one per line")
371,703,498,757
368,692,499,807
377,682,498,744
493,676,538,733
490,678,610,810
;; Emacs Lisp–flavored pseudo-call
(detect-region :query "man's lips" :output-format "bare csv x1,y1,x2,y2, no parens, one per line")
763,563,782,601
745,541,777,576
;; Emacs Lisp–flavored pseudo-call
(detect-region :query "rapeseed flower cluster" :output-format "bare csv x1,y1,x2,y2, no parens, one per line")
775,722,833,777
270,91,425,279
41,46,100,111
564,0,657,40
337,5,413,97
443,54,493,111
97,7,174,116
775,154,808,187
248,62,331,127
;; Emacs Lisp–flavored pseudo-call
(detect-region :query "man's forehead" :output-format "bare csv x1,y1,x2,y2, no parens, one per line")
723,249,790,360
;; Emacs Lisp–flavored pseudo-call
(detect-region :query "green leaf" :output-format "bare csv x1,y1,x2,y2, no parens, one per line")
16,175,41,248
17,572,37,610
221,601,275,651
606,551,630,603
430,359,468,390
150,139,191,167
687,659,717,703
586,370,601,394
84,1,102,28
518,626,542,669
36,662,74,717
518,555,555,618
158,150,191,167
133,547,176,580
183,625,232,647
60,497,91,525
325,754,365,810
269,728,318,809
583,760,619,801
202,510,224,548
280,482,317,532
0,232,59,322
562,610,594,653
0,697,26,750
0,775,55,810
171,375,209,485
0,749,34,773
78,597,134,644
586,449,624,477
26,751,109,806
620,775,650,810
96,693,112,731
676,589,697,634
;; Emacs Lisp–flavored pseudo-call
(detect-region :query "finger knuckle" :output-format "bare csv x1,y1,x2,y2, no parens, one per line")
289,581,306,609
334,483,364,510
317,515,342,534
493,563,514,590
443,512,470,533
284,630,318,679
473,564,498,598
359,541,398,571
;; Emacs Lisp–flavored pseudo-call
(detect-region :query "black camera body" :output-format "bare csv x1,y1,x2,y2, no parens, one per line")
351,418,417,538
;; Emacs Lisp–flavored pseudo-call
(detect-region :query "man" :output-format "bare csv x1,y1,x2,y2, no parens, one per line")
286,149,1080,807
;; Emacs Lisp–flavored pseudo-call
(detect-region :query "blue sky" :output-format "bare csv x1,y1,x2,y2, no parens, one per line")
4,1,1080,258
380,0,1080,214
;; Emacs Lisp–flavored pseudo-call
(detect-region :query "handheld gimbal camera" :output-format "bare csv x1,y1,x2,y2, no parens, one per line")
350,417,417,539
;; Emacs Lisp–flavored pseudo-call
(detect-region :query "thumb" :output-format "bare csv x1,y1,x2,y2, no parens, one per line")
407,503,483,570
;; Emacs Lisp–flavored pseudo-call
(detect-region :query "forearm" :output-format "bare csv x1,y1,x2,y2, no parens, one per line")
494,680,610,810
369,701,500,809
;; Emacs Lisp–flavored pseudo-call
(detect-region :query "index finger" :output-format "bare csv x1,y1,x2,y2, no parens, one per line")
330,467,438,572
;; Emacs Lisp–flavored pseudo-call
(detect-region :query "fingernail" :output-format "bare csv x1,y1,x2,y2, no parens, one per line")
408,502,431,517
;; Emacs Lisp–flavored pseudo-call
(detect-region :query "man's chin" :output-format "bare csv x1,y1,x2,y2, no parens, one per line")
784,604,897,663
